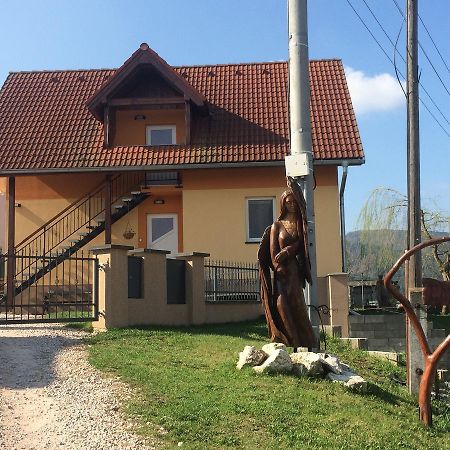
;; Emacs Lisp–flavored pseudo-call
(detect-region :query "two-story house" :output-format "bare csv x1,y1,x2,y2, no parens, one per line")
0,43,364,319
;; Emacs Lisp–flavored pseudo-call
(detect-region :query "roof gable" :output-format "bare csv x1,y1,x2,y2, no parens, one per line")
86,43,206,121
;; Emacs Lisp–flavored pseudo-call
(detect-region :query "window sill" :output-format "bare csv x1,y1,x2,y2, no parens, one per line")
245,240,261,244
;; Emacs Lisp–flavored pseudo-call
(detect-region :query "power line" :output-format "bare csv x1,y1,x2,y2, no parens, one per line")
391,0,450,78
390,0,450,98
359,0,450,129
419,15,450,77
344,0,450,139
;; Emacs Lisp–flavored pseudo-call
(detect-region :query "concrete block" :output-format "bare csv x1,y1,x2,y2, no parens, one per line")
364,315,385,324
348,323,367,332
349,315,365,324
368,338,389,350
323,325,342,338
387,339,405,352
340,338,368,350
373,329,403,339
382,315,405,324
429,328,446,338
350,330,375,339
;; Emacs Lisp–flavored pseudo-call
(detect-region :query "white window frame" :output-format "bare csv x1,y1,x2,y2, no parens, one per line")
146,125,176,145
245,197,276,243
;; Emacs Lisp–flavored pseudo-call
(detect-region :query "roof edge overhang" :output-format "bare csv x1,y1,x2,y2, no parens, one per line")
0,158,365,176
86,43,206,121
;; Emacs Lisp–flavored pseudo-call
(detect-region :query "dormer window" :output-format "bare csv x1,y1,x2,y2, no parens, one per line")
146,125,176,145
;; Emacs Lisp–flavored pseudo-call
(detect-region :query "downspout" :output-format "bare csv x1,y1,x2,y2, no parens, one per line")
339,162,349,272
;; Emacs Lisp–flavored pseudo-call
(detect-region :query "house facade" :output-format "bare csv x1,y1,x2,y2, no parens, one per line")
0,44,364,318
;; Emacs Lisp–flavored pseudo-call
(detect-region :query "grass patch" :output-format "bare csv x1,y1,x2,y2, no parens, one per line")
64,321,93,332
86,321,449,450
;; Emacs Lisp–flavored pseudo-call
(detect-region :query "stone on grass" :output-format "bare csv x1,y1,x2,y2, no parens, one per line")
319,353,343,374
290,352,323,377
327,371,367,392
253,349,293,374
236,346,268,370
261,343,287,356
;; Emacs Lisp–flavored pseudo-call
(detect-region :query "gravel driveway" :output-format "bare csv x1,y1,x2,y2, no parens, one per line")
0,324,156,450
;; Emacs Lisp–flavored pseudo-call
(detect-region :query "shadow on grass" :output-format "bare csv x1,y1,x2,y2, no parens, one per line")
363,382,405,406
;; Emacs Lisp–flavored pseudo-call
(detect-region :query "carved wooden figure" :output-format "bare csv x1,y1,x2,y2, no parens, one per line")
258,178,317,349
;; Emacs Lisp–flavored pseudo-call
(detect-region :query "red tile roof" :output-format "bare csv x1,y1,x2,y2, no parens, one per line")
0,59,363,173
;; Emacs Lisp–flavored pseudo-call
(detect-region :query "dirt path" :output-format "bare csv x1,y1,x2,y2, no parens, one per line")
0,324,156,450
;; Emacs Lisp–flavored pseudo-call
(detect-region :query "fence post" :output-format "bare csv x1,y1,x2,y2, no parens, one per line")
327,273,349,338
176,252,210,325
91,244,133,330
128,248,170,325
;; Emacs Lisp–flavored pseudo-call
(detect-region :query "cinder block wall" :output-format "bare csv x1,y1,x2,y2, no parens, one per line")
349,314,449,368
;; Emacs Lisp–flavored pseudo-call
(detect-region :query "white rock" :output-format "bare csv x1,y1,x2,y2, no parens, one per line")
253,349,293,374
327,371,367,392
261,343,287,355
319,353,343,374
236,346,268,370
290,352,323,377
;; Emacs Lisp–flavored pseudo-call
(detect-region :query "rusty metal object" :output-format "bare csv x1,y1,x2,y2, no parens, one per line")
422,277,450,309
384,237,450,427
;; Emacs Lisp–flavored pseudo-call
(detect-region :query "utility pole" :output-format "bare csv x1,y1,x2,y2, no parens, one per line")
406,0,423,396
286,0,319,326
406,0,421,289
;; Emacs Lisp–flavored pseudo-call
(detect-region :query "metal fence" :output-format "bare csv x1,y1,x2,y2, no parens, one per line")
204,260,260,302
0,252,98,324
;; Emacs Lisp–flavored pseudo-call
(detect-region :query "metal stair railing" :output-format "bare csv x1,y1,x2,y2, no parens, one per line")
3,172,146,294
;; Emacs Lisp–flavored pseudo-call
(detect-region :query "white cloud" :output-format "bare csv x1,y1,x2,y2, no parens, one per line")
344,67,405,114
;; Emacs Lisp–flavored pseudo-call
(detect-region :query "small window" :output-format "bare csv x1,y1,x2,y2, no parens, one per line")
146,125,176,145
246,198,275,242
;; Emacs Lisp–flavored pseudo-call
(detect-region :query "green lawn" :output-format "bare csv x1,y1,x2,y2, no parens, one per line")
86,321,449,450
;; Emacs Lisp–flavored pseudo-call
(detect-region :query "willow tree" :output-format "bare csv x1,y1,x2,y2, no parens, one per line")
352,187,450,282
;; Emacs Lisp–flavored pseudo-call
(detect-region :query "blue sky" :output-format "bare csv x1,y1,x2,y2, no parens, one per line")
1,0,449,231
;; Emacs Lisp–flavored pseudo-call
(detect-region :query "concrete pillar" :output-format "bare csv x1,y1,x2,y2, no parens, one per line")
91,244,133,330
7,177,15,306
327,273,349,338
128,248,169,325
104,175,112,245
407,288,427,395
175,252,209,325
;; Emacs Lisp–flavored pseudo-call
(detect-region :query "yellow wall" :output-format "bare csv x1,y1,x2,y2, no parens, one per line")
4,165,343,277
181,165,342,277
114,108,186,146
9,174,104,244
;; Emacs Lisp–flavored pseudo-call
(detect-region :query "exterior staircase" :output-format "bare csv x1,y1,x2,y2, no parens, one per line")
2,172,148,299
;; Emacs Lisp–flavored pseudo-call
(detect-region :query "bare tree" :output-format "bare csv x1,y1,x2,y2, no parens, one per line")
352,187,450,283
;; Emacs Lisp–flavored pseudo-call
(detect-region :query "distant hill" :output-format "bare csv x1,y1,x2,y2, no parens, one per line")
346,229,449,282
